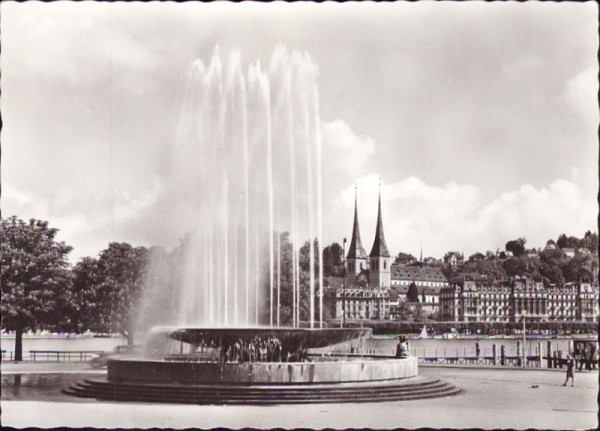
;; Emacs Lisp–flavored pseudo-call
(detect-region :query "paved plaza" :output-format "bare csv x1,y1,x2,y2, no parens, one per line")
1,362,597,429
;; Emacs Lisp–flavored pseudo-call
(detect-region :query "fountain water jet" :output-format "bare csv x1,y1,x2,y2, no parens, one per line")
166,46,326,328
64,47,432,406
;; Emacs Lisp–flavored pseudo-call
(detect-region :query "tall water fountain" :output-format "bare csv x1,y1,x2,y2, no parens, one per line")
64,47,441,405
174,45,323,329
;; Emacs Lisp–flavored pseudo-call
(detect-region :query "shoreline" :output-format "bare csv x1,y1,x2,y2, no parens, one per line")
2,333,597,341
375,334,598,341
1,334,121,340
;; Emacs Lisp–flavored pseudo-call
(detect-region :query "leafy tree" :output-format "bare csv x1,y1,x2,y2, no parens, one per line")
580,231,598,253
391,301,426,322
556,233,569,249
539,262,565,286
566,236,580,249
521,256,543,280
95,243,149,351
394,252,417,265
69,257,102,333
556,234,579,249
406,282,420,303
463,258,507,281
503,257,525,278
562,254,593,282
322,242,344,277
440,263,460,280
539,247,565,263
412,304,426,322
391,299,413,321
1,217,73,361
505,238,527,257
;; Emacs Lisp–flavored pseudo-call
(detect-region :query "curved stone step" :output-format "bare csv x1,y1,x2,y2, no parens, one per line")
73,378,447,394
64,377,460,404
79,377,447,394
67,384,454,400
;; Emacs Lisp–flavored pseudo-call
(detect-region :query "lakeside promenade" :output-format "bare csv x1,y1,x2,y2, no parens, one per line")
2,362,597,429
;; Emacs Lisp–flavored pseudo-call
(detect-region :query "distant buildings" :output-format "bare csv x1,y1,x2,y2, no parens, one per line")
440,276,599,323
443,251,464,267
577,247,592,256
468,252,485,262
325,190,598,323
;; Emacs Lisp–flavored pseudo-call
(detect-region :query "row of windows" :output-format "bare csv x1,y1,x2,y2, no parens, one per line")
393,280,447,287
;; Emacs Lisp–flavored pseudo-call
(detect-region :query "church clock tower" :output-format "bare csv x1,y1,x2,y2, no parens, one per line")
369,187,391,288
346,186,368,287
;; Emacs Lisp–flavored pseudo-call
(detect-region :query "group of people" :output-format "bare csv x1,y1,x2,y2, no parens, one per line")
572,342,597,372
217,336,283,363
187,336,311,364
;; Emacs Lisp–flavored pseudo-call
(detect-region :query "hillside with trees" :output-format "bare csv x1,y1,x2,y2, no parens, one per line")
440,231,598,285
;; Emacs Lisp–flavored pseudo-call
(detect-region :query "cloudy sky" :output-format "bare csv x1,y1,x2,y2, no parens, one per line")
2,2,598,262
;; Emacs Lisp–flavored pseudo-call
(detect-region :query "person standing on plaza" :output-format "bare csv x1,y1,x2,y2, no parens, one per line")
562,354,575,387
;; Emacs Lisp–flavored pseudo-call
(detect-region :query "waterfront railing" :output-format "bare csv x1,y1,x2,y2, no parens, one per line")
1,349,104,362
325,340,598,369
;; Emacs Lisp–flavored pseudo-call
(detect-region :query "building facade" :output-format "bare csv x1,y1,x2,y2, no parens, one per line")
443,251,464,267
576,281,598,322
332,287,393,320
328,189,449,321
440,276,599,322
390,264,448,314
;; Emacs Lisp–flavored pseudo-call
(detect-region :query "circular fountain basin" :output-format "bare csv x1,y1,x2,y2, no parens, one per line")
107,327,417,385
158,326,372,348
67,327,430,403
108,356,418,385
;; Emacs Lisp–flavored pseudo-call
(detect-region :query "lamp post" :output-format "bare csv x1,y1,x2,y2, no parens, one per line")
342,237,347,328
522,309,527,368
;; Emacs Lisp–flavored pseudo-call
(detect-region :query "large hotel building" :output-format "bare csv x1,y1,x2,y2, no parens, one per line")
440,276,598,323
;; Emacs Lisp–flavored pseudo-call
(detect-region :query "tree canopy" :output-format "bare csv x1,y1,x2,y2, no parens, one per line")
406,282,420,303
322,242,344,277
1,216,73,360
505,238,526,257
94,243,150,348
394,252,417,265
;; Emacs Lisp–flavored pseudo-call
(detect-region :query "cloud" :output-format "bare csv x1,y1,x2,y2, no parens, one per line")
319,119,377,207
2,180,162,262
557,66,599,129
2,3,163,89
321,119,375,173
325,174,596,259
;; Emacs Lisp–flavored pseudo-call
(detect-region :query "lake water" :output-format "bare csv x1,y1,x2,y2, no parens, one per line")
1,334,594,359
1,336,126,355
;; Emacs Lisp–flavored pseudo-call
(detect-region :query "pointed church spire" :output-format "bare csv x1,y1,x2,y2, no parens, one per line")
420,242,423,262
347,184,367,259
369,181,390,258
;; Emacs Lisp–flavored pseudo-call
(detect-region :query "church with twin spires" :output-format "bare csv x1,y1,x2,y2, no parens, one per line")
326,186,448,321
345,187,392,290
